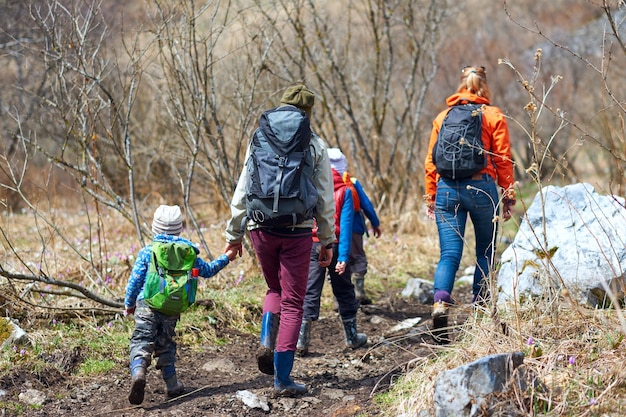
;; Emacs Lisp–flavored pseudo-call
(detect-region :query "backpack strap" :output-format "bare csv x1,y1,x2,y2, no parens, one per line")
273,156,286,213
151,250,167,292
342,172,360,212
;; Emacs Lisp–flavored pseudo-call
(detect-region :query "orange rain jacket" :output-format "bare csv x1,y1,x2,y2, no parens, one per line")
424,90,515,205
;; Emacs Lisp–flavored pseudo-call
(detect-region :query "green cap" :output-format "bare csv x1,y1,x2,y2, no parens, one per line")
280,84,315,111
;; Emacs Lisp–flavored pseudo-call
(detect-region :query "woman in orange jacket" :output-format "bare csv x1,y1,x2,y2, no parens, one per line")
424,65,516,334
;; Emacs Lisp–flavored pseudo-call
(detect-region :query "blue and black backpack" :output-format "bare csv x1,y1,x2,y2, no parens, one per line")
432,103,487,180
244,105,318,228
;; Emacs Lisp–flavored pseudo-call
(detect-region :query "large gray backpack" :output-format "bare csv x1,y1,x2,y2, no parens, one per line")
245,105,318,228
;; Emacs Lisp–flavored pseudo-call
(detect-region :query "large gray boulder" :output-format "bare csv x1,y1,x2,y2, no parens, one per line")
433,352,525,417
497,183,626,307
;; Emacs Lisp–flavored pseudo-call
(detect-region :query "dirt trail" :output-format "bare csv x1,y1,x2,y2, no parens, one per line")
3,290,471,417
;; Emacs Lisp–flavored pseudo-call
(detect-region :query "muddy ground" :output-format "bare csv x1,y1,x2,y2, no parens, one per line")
2,287,472,417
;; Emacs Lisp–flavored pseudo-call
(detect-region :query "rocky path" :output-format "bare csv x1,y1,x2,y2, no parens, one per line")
5,294,462,417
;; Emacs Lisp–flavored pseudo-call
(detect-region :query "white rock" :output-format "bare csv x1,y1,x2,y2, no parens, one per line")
18,389,46,406
498,183,626,307
235,390,269,411
387,317,422,334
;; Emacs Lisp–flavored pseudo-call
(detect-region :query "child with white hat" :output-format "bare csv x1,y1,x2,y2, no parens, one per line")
124,205,237,405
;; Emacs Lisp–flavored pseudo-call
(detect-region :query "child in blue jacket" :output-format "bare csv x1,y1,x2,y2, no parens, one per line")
124,205,237,405
296,149,368,355
327,148,382,304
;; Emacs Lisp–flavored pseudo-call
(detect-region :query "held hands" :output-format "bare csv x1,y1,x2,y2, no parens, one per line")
224,242,243,260
318,245,333,268
224,248,238,261
335,261,347,275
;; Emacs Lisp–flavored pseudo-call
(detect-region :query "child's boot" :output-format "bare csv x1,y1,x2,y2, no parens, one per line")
162,365,184,398
296,319,312,356
274,351,307,396
353,273,372,305
257,311,279,375
128,358,147,405
341,316,367,348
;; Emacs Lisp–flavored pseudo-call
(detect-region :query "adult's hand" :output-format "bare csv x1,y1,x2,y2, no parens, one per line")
335,261,347,275
426,203,435,221
124,305,136,316
318,245,333,268
372,226,382,238
502,201,514,221
224,241,243,258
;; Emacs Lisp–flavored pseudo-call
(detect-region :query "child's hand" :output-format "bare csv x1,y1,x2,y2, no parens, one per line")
225,248,238,261
224,242,242,260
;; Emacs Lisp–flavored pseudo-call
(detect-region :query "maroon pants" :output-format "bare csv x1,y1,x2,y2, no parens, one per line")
250,229,313,352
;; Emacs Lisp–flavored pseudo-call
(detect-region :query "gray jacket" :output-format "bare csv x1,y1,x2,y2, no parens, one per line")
224,131,336,247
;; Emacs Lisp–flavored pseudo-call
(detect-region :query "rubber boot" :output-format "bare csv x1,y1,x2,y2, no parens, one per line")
257,312,279,375
162,365,184,398
296,320,312,356
341,317,367,349
274,351,307,396
128,358,147,405
353,273,372,305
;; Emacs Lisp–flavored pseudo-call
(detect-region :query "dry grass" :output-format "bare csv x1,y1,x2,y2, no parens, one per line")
4,196,626,416
391,296,626,416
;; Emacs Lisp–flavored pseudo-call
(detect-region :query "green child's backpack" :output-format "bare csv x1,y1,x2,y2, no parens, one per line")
143,241,198,315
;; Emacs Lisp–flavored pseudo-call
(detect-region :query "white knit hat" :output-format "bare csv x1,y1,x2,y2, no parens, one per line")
152,205,184,235
327,148,348,174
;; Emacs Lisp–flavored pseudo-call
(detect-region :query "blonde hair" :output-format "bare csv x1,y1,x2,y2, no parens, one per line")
458,66,491,102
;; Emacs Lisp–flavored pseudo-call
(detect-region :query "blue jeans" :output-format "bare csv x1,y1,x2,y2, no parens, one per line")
433,175,499,298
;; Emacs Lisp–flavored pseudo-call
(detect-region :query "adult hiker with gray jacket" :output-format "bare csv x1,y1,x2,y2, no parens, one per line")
224,84,336,396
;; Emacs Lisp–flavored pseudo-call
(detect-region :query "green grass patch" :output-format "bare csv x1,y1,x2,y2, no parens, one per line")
0,401,27,415
174,273,266,347
79,358,116,375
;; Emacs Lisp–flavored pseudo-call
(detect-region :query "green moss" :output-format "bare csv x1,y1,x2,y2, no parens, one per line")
0,317,11,344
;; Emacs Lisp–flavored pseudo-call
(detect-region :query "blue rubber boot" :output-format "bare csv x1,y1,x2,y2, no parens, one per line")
274,351,307,396
128,358,147,405
257,312,279,375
